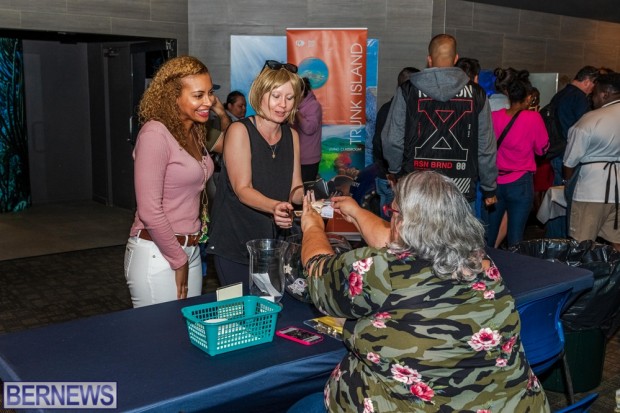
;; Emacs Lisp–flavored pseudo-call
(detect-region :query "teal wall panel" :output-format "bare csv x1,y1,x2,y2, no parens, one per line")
0,38,29,213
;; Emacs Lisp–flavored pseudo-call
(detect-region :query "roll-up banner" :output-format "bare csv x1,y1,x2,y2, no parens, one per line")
230,30,373,184
287,28,368,183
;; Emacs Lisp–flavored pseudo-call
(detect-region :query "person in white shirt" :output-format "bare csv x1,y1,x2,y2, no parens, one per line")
564,73,620,251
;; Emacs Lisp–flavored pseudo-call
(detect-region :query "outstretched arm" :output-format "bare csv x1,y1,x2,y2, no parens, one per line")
300,193,334,271
331,196,390,248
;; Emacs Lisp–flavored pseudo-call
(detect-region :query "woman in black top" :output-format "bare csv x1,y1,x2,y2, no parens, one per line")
207,61,304,289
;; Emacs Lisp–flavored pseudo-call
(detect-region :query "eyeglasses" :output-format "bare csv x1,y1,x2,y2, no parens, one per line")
382,204,400,219
263,60,298,74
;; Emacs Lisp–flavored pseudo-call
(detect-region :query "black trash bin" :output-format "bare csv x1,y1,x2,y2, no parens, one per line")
540,328,607,393
509,239,620,392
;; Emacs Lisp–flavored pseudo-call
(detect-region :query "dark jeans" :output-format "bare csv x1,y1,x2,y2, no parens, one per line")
487,173,534,248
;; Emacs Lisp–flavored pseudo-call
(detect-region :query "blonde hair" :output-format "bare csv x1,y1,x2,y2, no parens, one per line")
248,67,304,124
138,55,209,148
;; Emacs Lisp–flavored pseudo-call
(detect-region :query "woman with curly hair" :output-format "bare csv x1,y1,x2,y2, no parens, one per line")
487,69,549,248
289,170,550,412
124,56,220,307
206,60,304,291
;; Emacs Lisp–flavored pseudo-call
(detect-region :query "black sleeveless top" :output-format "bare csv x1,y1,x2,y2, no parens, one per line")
206,117,294,264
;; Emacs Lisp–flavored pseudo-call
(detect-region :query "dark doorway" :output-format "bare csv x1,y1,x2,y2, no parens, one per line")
2,29,176,210
91,39,176,209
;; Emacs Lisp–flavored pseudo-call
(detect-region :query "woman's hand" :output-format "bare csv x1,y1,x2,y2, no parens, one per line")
273,201,294,229
210,96,227,119
484,195,498,207
331,195,361,224
175,261,190,300
301,191,325,232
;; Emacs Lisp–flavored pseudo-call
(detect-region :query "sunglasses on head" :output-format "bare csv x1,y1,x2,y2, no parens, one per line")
263,60,298,74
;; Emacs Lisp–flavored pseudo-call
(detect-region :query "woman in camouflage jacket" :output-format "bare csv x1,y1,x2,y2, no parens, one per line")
297,170,550,413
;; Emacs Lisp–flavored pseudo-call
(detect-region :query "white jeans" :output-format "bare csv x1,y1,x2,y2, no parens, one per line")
124,236,202,308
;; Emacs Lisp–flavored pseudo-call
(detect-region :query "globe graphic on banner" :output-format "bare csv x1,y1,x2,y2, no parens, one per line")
298,57,329,89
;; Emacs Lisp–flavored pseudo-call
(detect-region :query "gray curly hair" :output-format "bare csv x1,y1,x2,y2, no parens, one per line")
388,170,486,282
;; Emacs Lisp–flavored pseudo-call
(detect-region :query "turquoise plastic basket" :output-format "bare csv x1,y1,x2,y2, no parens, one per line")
181,296,282,356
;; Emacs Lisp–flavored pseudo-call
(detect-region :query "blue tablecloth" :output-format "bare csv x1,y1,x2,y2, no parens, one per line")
485,247,592,305
0,248,594,412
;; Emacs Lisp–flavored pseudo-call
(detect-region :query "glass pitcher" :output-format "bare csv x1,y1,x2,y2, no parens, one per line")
282,233,352,302
246,239,288,305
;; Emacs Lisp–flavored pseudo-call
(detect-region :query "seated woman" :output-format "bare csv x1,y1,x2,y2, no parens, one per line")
295,170,550,412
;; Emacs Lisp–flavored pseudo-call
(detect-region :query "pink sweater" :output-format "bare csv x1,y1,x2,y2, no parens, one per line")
130,121,213,269
491,109,549,184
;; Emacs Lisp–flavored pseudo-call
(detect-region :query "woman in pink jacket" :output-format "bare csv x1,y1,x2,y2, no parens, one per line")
124,56,225,308
293,77,323,183
487,69,549,248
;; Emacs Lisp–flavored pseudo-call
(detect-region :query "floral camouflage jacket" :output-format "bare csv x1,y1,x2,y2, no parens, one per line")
306,246,550,413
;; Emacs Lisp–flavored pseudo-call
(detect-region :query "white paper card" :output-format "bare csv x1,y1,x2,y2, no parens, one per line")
216,282,243,301
250,272,282,299
321,204,334,219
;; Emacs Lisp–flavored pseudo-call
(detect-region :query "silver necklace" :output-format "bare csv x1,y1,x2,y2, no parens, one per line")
269,143,278,159
256,116,280,159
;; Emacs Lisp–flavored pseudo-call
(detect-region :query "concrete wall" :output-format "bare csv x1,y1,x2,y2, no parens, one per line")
187,0,433,107
2,0,619,107
0,0,188,52
188,0,620,106
435,0,620,88
1,0,619,104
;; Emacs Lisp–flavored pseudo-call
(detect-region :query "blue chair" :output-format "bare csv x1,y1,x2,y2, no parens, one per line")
287,392,325,413
554,392,598,413
517,289,575,405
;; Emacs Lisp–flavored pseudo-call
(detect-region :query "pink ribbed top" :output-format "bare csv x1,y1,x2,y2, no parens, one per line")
129,120,213,269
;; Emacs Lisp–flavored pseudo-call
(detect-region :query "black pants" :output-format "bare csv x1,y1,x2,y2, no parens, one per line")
213,255,249,295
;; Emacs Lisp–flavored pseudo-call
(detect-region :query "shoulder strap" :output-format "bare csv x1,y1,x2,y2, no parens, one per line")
496,110,522,149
